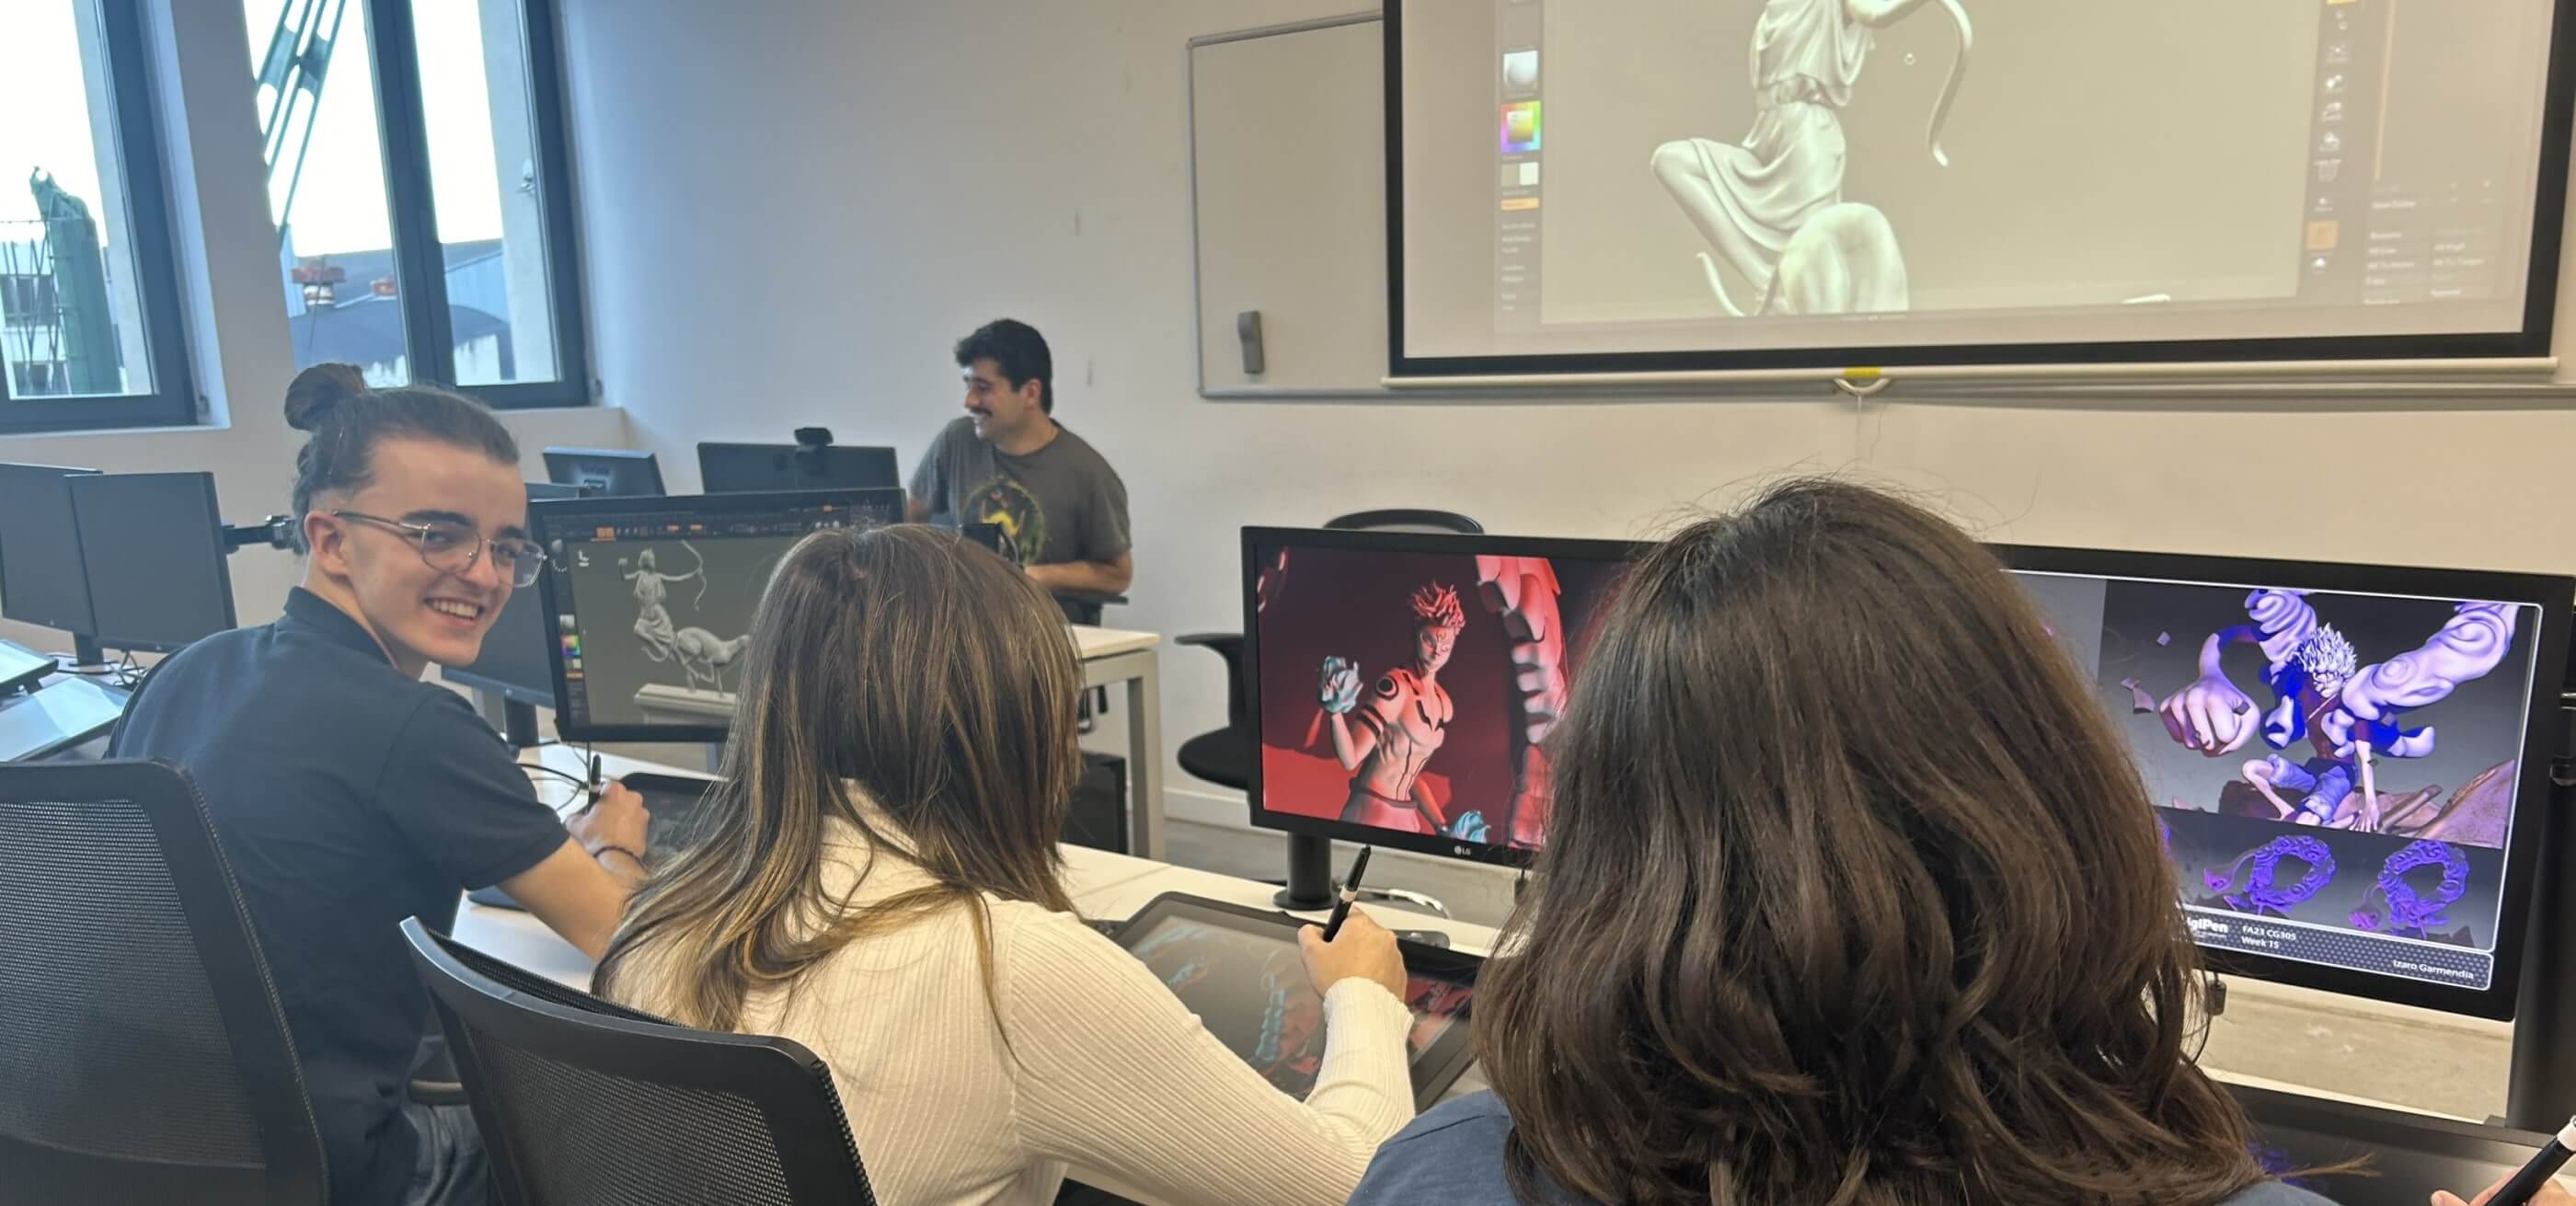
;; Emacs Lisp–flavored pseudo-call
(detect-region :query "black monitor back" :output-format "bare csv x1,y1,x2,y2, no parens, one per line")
697,442,901,494
0,463,103,635
542,448,665,498
69,472,236,654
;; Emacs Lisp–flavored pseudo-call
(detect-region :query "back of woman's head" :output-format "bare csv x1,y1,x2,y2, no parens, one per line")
282,363,518,548
597,524,1083,1028
1479,478,2258,1206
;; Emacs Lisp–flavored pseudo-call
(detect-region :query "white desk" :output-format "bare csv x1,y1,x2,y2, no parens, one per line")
454,745,1479,989
455,752,2444,1133
1070,626,1165,860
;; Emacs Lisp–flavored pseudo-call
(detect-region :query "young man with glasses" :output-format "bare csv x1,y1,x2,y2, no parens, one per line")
110,369,644,1206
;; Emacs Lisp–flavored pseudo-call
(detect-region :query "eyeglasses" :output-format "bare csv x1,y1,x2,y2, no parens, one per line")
331,510,548,588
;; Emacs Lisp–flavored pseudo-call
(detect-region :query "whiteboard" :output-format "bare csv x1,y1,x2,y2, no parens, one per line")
1190,13,1390,398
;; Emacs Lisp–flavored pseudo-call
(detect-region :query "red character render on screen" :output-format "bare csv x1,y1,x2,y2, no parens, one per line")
1477,555,1569,847
1318,583,1468,835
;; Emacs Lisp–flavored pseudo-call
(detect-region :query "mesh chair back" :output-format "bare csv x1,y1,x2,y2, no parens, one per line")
402,919,876,1206
0,760,325,1205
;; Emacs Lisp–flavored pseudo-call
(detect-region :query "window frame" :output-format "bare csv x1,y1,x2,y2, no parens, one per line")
0,0,198,434
360,0,592,408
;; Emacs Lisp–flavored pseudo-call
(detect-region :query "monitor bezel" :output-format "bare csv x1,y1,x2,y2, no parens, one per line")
1993,541,2573,1020
1239,524,1648,867
541,447,666,498
696,442,902,494
535,488,905,743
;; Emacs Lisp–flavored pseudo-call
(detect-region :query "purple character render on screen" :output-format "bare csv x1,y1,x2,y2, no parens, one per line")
2157,591,2519,833
2202,834,2338,918
2352,840,2473,938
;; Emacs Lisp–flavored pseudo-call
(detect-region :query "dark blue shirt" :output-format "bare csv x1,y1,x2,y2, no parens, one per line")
1351,1092,2343,1206
110,588,567,1205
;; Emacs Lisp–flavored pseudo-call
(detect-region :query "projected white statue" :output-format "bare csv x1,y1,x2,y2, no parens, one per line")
1650,0,1972,316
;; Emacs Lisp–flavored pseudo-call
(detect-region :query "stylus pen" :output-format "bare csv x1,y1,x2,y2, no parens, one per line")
2489,1115,2576,1206
1321,846,1373,942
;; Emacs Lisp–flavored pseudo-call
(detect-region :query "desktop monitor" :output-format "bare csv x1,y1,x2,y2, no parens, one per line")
68,472,237,654
0,463,102,636
1241,526,1644,867
1998,544,2572,1019
534,488,906,742
696,442,902,494
542,447,665,498
443,483,586,707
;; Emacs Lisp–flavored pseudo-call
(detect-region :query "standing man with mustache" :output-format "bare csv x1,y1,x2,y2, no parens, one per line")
907,319,1134,617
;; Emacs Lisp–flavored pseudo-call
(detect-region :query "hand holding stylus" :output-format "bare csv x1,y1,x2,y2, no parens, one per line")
1298,910,1407,999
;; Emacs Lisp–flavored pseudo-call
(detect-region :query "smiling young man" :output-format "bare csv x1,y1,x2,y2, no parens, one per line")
905,319,1133,605
109,366,647,1206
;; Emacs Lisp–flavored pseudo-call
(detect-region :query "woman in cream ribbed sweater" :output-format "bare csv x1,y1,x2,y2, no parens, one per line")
595,525,1415,1205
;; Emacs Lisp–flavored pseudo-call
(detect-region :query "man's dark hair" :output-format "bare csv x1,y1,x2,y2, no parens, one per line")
282,362,519,553
954,319,1053,415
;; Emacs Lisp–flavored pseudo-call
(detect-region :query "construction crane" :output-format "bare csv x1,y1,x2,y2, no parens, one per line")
252,0,351,249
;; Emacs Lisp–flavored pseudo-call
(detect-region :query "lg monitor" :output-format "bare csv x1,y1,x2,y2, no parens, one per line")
1241,526,1643,867
534,488,906,743
68,472,237,654
443,483,587,708
1999,544,2572,1018
696,442,902,494
542,448,665,498
0,463,102,637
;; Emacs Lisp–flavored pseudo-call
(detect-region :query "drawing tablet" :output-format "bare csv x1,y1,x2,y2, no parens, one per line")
1113,892,1481,1109
470,771,719,909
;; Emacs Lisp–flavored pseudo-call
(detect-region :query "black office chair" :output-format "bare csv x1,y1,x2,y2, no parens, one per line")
1174,510,1484,793
401,919,880,1206
0,760,327,1205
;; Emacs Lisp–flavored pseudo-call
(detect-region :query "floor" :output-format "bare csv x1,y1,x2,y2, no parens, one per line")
1159,816,2513,1123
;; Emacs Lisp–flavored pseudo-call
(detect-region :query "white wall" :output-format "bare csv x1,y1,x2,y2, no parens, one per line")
557,0,2576,827
0,0,627,655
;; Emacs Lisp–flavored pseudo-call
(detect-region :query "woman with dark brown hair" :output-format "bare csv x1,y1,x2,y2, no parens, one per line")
597,524,1418,1205
1351,480,2547,1206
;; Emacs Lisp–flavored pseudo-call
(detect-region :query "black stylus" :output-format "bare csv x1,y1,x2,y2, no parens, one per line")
2489,1116,2576,1206
1321,846,1373,941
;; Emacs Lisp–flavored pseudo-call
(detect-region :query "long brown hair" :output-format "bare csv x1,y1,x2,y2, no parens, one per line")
594,524,1083,1029
1477,479,2261,1205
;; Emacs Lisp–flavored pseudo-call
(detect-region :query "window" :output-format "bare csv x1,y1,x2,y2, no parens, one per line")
0,0,194,433
247,0,587,406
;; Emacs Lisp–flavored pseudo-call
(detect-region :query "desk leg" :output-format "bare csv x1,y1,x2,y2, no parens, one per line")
1126,653,1164,861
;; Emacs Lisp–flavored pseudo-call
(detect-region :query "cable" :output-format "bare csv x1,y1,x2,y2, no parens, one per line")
516,763,590,790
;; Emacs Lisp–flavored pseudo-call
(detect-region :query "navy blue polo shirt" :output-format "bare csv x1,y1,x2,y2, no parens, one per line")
110,588,568,1205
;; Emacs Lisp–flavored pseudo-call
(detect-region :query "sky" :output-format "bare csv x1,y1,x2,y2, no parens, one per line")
0,0,512,257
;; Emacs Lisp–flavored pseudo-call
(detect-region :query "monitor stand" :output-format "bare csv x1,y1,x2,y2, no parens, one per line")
476,691,546,750
1276,833,1335,911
